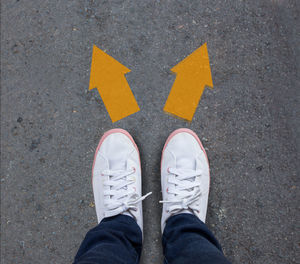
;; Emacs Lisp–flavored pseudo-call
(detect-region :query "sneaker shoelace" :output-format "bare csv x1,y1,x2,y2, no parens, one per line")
102,168,152,218
160,167,202,214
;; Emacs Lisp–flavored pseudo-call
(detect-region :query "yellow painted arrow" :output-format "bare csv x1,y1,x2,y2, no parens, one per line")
164,43,213,121
89,45,140,122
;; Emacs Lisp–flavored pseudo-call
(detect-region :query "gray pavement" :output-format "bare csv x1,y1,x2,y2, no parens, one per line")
1,1,299,263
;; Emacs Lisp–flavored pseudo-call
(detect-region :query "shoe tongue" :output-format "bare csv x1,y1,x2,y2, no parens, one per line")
109,159,128,191
109,159,126,170
176,157,196,170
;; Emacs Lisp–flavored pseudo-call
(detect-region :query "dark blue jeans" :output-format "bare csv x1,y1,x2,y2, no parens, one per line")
74,214,231,264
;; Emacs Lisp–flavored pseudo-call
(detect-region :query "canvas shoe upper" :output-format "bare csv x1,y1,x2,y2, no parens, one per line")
92,129,151,232
160,128,210,233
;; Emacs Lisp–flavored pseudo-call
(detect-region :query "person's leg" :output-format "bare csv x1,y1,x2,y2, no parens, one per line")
162,213,230,264
74,215,142,264
160,128,231,264
74,129,151,264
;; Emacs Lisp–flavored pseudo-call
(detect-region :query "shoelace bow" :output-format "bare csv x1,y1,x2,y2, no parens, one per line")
160,167,202,214
102,168,152,218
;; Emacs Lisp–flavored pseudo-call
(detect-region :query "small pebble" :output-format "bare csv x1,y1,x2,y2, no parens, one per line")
256,166,263,171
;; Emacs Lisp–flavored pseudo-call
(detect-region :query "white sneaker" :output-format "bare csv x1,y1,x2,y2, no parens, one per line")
160,128,210,233
92,129,151,232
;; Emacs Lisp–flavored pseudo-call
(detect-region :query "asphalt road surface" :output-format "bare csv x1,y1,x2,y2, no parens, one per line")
1,1,299,263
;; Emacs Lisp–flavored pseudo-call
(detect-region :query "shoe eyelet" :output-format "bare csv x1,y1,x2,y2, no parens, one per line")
132,167,136,172
167,167,170,173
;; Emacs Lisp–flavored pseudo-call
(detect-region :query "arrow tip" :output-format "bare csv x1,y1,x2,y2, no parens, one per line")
171,42,213,88
89,45,131,91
